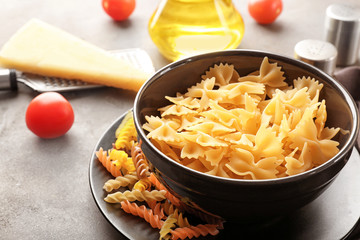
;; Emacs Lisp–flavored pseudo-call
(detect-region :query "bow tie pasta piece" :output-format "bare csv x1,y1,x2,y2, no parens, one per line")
185,77,226,110
144,116,182,143
159,104,198,117
285,144,314,176
293,76,323,100
177,114,204,131
201,63,240,86
315,100,327,137
204,147,228,167
186,121,235,136
238,57,287,88
288,107,339,165
257,57,287,88
252,124,284,160
165,96,201,109
151,138,181,162
281,87,312,109
226,147,282,180
180,131,228,148
185,77,215,100
319,127,341,141
220,81,265,98
219,132,255,149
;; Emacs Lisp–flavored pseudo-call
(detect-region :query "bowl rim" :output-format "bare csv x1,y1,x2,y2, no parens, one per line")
134,49,359,185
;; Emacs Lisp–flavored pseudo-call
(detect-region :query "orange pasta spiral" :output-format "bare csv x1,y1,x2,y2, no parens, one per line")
96,147,122,177
170,224,220,240
161,200,177,216
120,200,164,229
131,142,150,179
148,201,166,220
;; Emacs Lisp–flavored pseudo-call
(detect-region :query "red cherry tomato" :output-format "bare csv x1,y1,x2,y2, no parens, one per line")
102,0,136,21
248,0,283,24
25,92,74,139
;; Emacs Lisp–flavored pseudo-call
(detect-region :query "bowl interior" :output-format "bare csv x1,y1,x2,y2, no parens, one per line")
135,50,357,154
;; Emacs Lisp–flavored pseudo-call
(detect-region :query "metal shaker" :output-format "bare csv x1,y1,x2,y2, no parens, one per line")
294,39,337,75
324,3,360,66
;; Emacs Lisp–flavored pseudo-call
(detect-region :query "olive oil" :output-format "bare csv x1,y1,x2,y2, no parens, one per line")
148,0,245,61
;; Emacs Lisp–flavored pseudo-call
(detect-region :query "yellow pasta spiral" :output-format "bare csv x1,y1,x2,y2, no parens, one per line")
104,189,167,203
133,178,152,191
109,149,128,163
172,209,190,228
114,117,137,150
122,157,136,174
159,214,177,240
107,149,135,175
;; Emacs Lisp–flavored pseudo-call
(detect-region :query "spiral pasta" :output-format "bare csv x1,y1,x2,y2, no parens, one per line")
96,147,122,177
159,214,177,240
104,189,167,203
161,200,177,217
120,200,164,229
98,110,223,239
171,209,190,228
133,178,152,191
122,156,136,174
114,115,137,150
103,173,138,192
149,173,181,207
131,142,150,179
147,201,166,220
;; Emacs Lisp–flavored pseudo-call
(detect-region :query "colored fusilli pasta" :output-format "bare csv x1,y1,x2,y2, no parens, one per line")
97,110,223,239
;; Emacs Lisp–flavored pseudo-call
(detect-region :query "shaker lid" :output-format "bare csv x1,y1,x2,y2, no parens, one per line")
326,3,360,24
294,39,337,75
324,3,360,66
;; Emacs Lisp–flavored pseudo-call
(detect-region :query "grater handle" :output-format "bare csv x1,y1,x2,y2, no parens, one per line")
0,69,17,91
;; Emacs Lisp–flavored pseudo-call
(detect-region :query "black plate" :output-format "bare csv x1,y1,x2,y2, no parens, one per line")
89,110,360,240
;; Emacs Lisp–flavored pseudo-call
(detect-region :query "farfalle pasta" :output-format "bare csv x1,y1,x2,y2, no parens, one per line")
142,57,341,180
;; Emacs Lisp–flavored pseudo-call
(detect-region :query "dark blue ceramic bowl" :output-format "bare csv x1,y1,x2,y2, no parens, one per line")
133,50,359,222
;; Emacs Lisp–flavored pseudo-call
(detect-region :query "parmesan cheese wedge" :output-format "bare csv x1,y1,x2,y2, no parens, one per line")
0,19,151,92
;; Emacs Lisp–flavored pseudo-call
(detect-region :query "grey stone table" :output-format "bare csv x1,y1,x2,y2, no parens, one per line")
0,0,359,239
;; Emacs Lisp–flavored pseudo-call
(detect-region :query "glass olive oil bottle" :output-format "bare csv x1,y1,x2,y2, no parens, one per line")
148,0,245,61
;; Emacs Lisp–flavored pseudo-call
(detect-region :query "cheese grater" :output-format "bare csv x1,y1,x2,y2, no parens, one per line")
0,48,155,92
